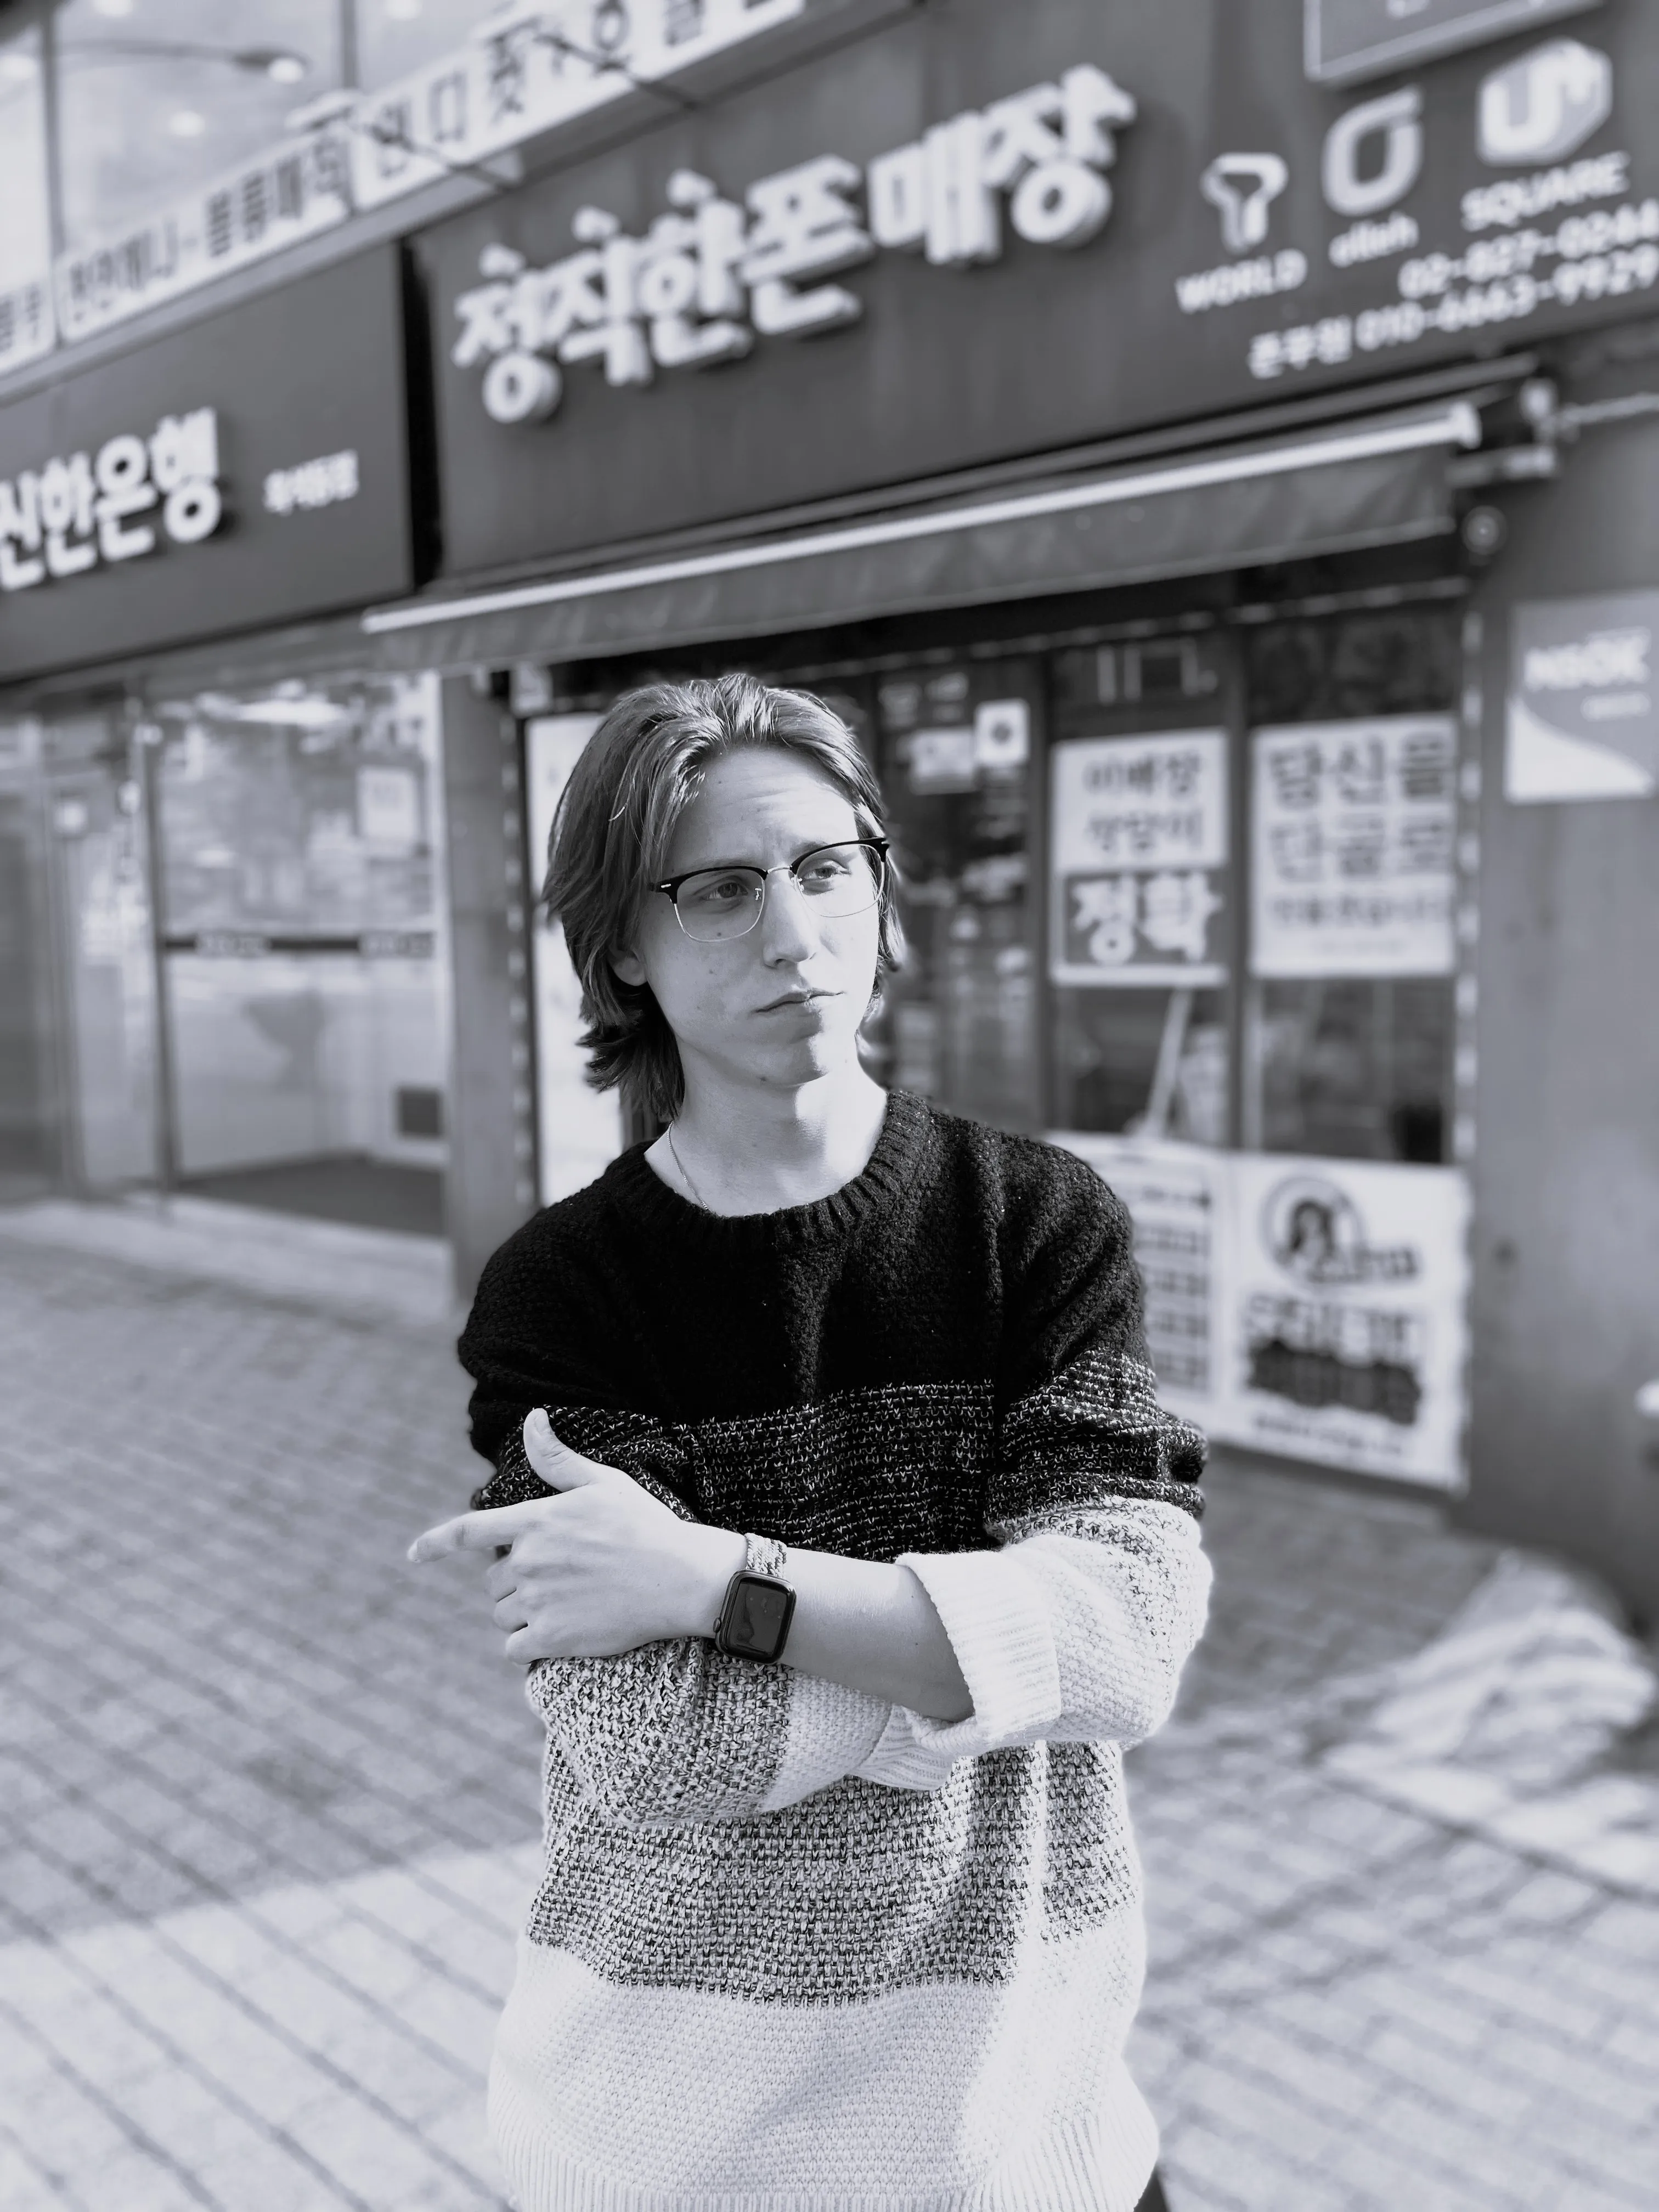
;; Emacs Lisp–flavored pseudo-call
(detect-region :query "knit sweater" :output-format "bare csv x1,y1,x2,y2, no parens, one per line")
458,1091,1210,2212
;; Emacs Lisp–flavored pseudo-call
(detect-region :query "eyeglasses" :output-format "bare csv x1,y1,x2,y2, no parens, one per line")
652,838,889,944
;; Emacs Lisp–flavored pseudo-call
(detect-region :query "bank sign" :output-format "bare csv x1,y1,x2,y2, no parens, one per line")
416,0,1656,575
0,250,413,683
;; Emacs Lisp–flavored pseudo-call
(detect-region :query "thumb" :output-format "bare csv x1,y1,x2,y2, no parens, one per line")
523,1407,613,1491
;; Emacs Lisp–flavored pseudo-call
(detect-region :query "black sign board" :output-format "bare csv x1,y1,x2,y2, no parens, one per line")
0,247,414,682
414,0,1655,586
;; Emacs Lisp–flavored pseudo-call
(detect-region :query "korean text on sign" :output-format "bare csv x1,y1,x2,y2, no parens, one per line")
0,410,221,594
452,64,1138,424
1049,730,1230,987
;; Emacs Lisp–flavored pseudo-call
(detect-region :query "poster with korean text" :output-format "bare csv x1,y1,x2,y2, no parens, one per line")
1222,1154,1470,1489
1052,1132,1224,1429
1251,718,1457,978
1049,731,1229,988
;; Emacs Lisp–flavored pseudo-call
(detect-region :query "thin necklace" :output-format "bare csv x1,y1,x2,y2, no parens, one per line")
666,1124,710,1210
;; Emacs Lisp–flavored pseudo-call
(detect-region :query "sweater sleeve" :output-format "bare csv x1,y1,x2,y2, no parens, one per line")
855,1149,1210,1792
477,1412,894,1830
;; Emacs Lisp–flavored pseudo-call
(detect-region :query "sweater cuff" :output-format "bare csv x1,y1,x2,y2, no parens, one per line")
759,1669,893,1813
858,1551,1062,1787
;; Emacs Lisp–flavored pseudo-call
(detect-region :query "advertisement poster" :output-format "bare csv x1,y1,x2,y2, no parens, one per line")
524,716,623,1206
1505,588,1659,800
1052,1133,1223,1429
1251,718,1458,978
1049,732,1229,988
1224,1154,1470,1488
1058,1136,1471,1490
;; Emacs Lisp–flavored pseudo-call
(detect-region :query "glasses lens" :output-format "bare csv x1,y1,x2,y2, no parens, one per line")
673,866,766,941
792,842,883,917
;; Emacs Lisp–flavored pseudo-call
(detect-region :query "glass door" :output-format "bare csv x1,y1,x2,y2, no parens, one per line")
150,672,452,1237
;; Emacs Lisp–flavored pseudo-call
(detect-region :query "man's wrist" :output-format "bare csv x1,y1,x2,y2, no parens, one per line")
684,1525,748,1638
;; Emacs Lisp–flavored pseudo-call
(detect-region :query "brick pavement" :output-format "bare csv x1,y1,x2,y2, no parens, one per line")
1,1227,1656,2211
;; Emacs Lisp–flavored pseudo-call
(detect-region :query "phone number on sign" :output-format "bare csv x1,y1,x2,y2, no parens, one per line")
1250,241,1659,380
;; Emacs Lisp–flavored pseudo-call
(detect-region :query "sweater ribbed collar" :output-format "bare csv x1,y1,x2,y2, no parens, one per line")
603,1087,933,1252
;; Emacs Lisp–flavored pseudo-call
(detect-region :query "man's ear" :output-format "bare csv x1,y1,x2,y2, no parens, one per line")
611,946,647,988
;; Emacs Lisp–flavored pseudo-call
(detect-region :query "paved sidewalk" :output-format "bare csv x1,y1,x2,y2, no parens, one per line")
2,1230,1656,2210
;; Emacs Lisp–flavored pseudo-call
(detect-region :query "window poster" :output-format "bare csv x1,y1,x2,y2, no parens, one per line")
1056,1136,1471,1491
524,715,624,1206
1049,731,1229,988
1251,718,1457,979
1505,589,1659,802
1052,1132,1223,1430
1223,1154,1471,1489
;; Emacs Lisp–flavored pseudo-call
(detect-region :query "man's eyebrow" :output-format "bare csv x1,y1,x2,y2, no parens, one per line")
675,836,855,873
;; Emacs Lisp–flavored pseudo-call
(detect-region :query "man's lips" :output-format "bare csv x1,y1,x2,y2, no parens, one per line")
755,988,836,1012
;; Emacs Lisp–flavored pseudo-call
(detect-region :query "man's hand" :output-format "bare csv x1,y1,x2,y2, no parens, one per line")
408,1409,743,1664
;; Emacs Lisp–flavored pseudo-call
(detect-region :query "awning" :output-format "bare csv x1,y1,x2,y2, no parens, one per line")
362,400,1481,670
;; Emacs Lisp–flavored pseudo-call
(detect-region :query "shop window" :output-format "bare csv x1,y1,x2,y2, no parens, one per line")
1047,633,1234,1143
871,663,1041,1131
0,15,51,373
1243,610,1461,1166
54,0,345,256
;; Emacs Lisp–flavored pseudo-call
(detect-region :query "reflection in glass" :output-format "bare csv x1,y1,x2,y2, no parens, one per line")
1256,978,1450,1164
1051,987,1229,1144
0,20,50,296
872,666,1040,1132
55,0,342,251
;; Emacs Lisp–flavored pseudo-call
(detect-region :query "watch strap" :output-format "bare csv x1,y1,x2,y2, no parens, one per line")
745,1532,787,1580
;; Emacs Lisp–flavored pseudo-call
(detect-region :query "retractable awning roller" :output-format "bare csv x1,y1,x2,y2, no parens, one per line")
362,401,1481,670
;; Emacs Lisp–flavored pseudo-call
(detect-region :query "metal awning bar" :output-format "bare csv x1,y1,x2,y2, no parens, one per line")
362,402,1480,642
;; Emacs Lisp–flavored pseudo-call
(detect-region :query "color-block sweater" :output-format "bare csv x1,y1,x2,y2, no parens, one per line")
458,1091,1210,2212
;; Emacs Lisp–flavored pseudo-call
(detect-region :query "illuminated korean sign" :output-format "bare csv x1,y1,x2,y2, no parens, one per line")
419,0,1659,579
450,64,1136,425
1,410,221,597
0,250,411,682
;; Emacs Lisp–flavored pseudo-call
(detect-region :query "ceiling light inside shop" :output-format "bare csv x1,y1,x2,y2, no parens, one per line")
93,0,136,17
197,691,349,731
0,52,39,83
167,108,206,137
237,47,309,83
386,0,424,19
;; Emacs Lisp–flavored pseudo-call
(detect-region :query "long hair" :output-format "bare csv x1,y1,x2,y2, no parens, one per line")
544,673,903,1126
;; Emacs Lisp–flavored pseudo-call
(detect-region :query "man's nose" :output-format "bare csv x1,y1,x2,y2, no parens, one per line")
757,868,817,960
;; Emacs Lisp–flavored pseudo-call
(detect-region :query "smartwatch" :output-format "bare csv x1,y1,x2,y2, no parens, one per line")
713,1533,796,1663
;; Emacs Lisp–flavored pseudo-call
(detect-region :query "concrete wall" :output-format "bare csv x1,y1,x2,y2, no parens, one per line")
1463,397,1659,1619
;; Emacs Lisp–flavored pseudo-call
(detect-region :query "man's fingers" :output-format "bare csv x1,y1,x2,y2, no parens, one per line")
407,1500,557,1564
522,1408,612,1491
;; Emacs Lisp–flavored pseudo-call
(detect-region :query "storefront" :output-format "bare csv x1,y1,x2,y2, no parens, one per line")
347,0,1657,1601
0,244,456,1238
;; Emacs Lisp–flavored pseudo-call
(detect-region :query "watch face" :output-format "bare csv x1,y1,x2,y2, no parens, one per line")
728,1575,792,1657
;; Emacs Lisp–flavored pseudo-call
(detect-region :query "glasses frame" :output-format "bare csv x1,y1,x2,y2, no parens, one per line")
651,838,890,941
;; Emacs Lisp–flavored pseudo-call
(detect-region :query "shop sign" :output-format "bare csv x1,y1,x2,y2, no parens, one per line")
54,132,353,346
1504,589,1659,800
450,61,1136,425
1251,718,1458,978
417,0,1659,577
354,0,806,214
0,278,54,379
0,410,221,595
1056,1135,1471,1490
1306,0,1604,87
0,250,413,683
1049,733,1229,989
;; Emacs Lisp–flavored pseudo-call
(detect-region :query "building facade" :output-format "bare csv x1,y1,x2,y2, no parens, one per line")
3,0,1657,1607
